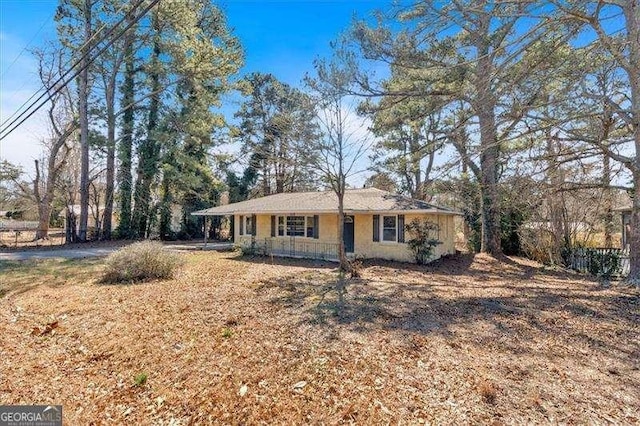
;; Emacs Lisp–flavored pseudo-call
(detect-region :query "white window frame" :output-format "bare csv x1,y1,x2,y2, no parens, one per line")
276,215,315,238
306,216,315,238
240,215,253,236
381,215,398,243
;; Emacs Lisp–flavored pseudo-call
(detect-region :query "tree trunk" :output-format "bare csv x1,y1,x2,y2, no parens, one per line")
625,0,640,285
117,19,136,238
131,12,161,238
410,130,423,200
474,16,502,256
35,201,52,240
102,83,116,240
262,165,271,196
159,170,173,239
602,154,614,248
477,104,501,255
337,192,348,272
275,174,285,193
547,133,566,263
628,171,640,285
77,0,91,242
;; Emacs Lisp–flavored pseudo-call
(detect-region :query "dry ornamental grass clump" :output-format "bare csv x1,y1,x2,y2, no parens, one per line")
101,241,183,284
478,379,499,404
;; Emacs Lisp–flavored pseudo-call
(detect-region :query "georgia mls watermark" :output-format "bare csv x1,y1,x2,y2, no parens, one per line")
0,405,62,426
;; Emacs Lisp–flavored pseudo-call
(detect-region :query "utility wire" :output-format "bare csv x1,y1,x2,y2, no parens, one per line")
0,0,143,135
0,11,53,80
0,0,148,137
0,0,137,131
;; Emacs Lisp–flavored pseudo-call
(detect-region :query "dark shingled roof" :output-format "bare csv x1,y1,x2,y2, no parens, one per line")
192,188,460,216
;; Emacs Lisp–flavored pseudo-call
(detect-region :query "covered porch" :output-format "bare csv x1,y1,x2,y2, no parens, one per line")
250,237,341,262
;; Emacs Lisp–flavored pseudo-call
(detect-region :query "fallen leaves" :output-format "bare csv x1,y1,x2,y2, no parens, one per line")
0,251,638,424
31,320,58,336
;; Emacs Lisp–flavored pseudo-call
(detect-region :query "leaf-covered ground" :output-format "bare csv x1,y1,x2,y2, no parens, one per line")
0,251,638,424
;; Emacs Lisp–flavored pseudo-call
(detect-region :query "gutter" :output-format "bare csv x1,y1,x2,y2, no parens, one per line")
192,209,463,216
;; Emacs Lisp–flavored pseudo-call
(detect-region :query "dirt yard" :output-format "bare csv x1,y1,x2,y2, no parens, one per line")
0,252,638,424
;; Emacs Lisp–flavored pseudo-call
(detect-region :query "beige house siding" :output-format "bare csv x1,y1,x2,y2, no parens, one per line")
234,212,455,263
353,213,455,262
235,214,339,248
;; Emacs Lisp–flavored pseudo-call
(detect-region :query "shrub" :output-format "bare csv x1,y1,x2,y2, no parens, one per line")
519,228,563,265
101,241,183,284
586,249,622,283
405,219,441,264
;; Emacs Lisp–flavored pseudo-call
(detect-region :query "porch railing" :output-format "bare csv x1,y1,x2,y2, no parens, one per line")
254,238,340,261
567,247,630,278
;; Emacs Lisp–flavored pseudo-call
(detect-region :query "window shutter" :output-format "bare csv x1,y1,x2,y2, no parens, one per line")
313,215,319,239
271,215,276,237
398,214,405,243
252,214,257,236
373,215,380,242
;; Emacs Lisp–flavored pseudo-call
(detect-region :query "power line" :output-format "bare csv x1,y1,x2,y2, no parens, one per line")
0,11,53,80
0,0,144,135
0,0,147,137
0,1,136,131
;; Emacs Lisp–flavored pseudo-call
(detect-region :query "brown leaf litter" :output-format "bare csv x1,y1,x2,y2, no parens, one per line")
0,251,638,424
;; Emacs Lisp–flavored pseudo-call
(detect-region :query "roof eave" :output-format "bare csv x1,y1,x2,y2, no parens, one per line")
192,209,462,216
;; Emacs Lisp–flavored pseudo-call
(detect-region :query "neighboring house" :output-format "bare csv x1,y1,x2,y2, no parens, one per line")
59,205,116,236
617,206,632,249
192,188,460,263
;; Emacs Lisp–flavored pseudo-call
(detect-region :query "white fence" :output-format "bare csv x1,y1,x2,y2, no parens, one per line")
568,247,630,278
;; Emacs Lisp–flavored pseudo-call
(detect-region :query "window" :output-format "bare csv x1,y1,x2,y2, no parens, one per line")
244,216,253,235
382,215,397,242
306,216,315,238
278,216,285,236
286,216,305,236
274,215,317,237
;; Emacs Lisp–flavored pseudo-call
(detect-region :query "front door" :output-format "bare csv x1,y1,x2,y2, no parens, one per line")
343,215,355,253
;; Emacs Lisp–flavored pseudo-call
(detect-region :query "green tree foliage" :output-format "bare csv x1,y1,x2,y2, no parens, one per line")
349,1,567,255
152,0,243,239
360,66,445,200
235,73,319,196
405,219,441,264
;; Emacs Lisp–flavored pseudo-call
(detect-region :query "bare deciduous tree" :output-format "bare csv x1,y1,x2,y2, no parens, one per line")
31,47,78,240
307,59,371,272
557,1,640,284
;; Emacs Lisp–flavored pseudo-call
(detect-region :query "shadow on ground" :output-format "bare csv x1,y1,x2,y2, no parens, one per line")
0,257,103,297
233,252,338,271
254,253,640,366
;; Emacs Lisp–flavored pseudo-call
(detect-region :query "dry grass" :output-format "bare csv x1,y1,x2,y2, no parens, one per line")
477,379,498,404
0,251,638,424
0,229,66,249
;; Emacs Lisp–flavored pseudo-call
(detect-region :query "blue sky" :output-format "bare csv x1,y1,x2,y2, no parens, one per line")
1,1,628,187
0,0,388,175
